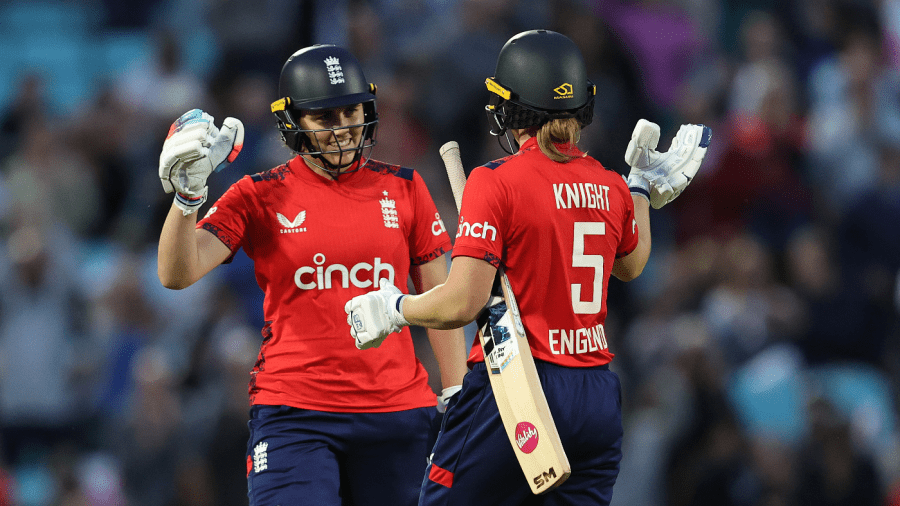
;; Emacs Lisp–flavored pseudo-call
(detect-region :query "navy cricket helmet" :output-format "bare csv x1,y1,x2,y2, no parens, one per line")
271,45,378,171
485,30,596,138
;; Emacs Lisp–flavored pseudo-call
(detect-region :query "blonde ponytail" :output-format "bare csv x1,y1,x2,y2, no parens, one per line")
536,118,583,162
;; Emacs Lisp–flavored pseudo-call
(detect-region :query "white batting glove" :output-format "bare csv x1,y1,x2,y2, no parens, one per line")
625,119,712,209
625,119,661,201
159,109,244,215
437,385,462,413
345,279,410,350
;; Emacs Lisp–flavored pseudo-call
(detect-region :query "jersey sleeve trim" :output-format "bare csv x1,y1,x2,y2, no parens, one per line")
200,223,238,263
451,246,501,268
412,244,450,266
250,164,290,182
365,159,414,181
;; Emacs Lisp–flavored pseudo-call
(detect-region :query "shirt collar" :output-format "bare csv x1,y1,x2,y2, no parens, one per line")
518,136,584,158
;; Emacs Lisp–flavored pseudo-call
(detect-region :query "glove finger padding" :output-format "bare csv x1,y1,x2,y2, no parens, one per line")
625,119,662,199
209,117,244,173
648,124,712,209
624,119,661,168
649,179,675,209
160,110,215,193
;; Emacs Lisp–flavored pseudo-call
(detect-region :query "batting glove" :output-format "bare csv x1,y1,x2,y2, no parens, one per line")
625,119,712,209
437,385,462,413
159,109,244,215
345,279,410,350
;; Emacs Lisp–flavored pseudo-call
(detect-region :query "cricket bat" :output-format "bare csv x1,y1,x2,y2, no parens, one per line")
439,141,570,494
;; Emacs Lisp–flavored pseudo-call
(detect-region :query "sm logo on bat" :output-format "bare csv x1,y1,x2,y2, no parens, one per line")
533,467,558,489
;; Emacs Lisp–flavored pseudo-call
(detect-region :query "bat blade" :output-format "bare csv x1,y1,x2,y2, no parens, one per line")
439,141,570,494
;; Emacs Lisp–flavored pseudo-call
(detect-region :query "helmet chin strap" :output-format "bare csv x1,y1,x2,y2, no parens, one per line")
305,154,362,179
301,133,363,179
500,130,519,155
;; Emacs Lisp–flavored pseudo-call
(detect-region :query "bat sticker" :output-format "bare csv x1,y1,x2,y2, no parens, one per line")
515,422,539,453
478,299,520,374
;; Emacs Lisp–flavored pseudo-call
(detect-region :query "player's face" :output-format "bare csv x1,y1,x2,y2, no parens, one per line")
299,104,365,169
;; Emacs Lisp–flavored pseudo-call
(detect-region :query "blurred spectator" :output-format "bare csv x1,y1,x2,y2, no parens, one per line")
595,0,708,117
206,0,308,75
836,144,900,360
0,73,45,161
0,220,91,466
882,0,900,69
794,397,883,505
748,436,798,506
805,18,900,219
204,325,259,506
784,0,843,84
664,340,761,506
673,9,813,248
115,347,183,506
700,233,802,366
114,30,212,128
2,121,101,239
90,253,160,421
556,0,651,175
784,225,884,366
424,0,519,169
69,84,140,242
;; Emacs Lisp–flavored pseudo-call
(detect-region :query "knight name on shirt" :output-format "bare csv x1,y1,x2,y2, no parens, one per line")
553,183,611,211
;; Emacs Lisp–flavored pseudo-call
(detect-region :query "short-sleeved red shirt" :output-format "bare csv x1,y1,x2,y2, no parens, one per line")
199,156,452,412
452,138,638,368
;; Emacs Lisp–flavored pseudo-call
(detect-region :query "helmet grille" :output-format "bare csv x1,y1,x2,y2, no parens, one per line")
501,97,594,130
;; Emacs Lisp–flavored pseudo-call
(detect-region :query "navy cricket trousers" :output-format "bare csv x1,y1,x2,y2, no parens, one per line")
420,361,623,506
247,404,433,506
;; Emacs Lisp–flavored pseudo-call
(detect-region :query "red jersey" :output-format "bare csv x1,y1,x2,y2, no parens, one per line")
198,156,452,412
452,138,638,368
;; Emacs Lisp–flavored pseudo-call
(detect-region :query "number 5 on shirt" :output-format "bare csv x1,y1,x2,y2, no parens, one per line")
440,141,571,494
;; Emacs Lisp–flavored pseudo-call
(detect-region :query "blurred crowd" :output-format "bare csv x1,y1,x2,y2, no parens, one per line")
0,0,898,505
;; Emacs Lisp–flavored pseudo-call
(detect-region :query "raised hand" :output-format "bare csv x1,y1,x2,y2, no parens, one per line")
625,119,711,209
159,109,244,215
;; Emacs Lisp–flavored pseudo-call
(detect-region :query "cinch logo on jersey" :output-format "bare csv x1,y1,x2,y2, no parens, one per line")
548,323,608,355
294,253,395,290
431,212,446,236
456,216,497,241
515,422,539,454
277,211,307,233
253,441,268,473
553,83,573,99
324,56,344,84
553,183,611,211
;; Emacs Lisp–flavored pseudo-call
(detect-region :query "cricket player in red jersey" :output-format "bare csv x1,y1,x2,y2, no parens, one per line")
345,30,711,505
156,44,467,506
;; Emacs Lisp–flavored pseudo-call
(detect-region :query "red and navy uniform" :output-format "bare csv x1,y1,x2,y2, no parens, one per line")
454,137,637,367
421,138,636,505
199,155,452,506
